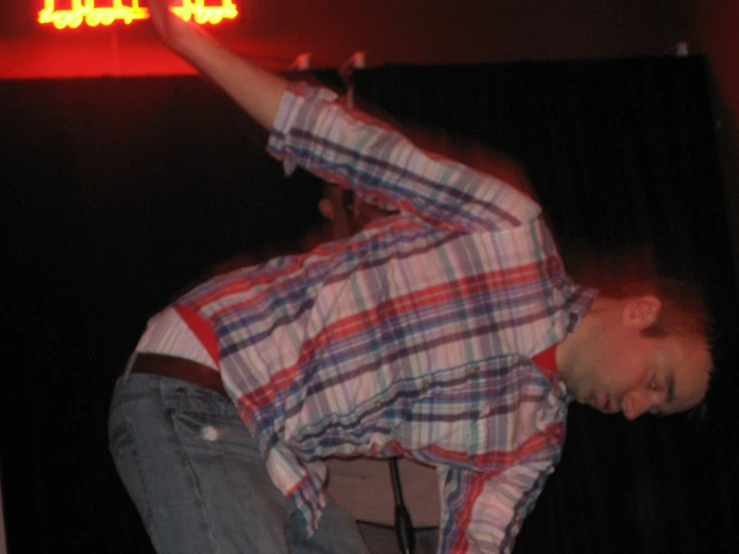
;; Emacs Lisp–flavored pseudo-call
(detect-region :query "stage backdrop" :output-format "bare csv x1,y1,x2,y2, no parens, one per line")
1,56,737,553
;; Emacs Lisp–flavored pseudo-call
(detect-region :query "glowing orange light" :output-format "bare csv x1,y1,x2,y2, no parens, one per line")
38,0,238,30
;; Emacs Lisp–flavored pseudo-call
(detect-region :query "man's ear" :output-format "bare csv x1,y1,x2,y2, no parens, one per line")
318,198,335,221
622,295,662,329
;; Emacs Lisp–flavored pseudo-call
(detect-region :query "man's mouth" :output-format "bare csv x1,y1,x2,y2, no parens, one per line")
590,390,619,414
601,393,612,412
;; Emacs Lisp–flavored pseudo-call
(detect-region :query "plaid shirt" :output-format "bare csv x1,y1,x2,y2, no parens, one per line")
174,83,596,554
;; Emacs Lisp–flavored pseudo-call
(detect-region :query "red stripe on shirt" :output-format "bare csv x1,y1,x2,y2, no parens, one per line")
296,262,546,362
173,305,220,368
240,365,299,409
423,423,565,469
451,471,491,553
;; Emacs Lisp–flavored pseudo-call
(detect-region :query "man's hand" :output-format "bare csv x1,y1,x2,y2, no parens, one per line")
148,0,194,49
145,0,287,133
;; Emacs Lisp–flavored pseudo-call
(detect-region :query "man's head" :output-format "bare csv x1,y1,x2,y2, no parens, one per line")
558,279,713,420
318,183,356,240
318,183,396,240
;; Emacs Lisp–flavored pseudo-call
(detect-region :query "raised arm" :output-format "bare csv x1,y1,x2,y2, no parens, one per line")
148,0,287,130
268,86,542,233
149,0,540,233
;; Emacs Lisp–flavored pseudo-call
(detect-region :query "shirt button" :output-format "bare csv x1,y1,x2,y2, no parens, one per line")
329,416,337,425
473,366,481,374
374,399,382,407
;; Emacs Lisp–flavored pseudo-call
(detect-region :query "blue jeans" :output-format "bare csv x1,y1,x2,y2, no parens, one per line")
108,372,370,554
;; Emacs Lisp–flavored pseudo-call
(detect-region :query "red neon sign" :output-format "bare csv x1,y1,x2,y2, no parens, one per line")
38,0,238,30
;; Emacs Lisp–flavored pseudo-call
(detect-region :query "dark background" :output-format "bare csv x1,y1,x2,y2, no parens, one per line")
2,57,738,553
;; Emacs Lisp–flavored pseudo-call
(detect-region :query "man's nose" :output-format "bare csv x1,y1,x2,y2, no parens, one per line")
622,390,651,420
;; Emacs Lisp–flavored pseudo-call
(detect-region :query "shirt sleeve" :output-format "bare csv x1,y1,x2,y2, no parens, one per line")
267,82,541,233
435,452,559,554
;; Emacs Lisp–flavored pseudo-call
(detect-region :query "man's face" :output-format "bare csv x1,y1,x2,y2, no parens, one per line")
319,185,393,240
318,185,353,240
564,298,711,419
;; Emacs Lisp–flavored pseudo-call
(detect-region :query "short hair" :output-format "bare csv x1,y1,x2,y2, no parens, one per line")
637,278,712,342
627,278,715,421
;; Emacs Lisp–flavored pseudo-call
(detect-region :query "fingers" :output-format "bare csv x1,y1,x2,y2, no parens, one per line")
148,0,169,23
148,0,171,39
148,0,192,47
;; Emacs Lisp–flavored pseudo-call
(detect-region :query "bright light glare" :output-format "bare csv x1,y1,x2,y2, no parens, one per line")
38,0,238,30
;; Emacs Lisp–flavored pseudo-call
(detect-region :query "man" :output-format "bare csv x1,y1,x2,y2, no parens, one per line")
108,2,714,553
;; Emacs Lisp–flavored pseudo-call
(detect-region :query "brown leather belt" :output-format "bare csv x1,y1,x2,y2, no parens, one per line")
130,353,228,398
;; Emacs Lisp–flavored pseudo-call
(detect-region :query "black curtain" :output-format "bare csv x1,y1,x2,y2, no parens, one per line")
2,57,737,553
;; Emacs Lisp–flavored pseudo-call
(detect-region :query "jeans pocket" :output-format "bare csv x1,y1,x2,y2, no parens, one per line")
170,407,262,460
